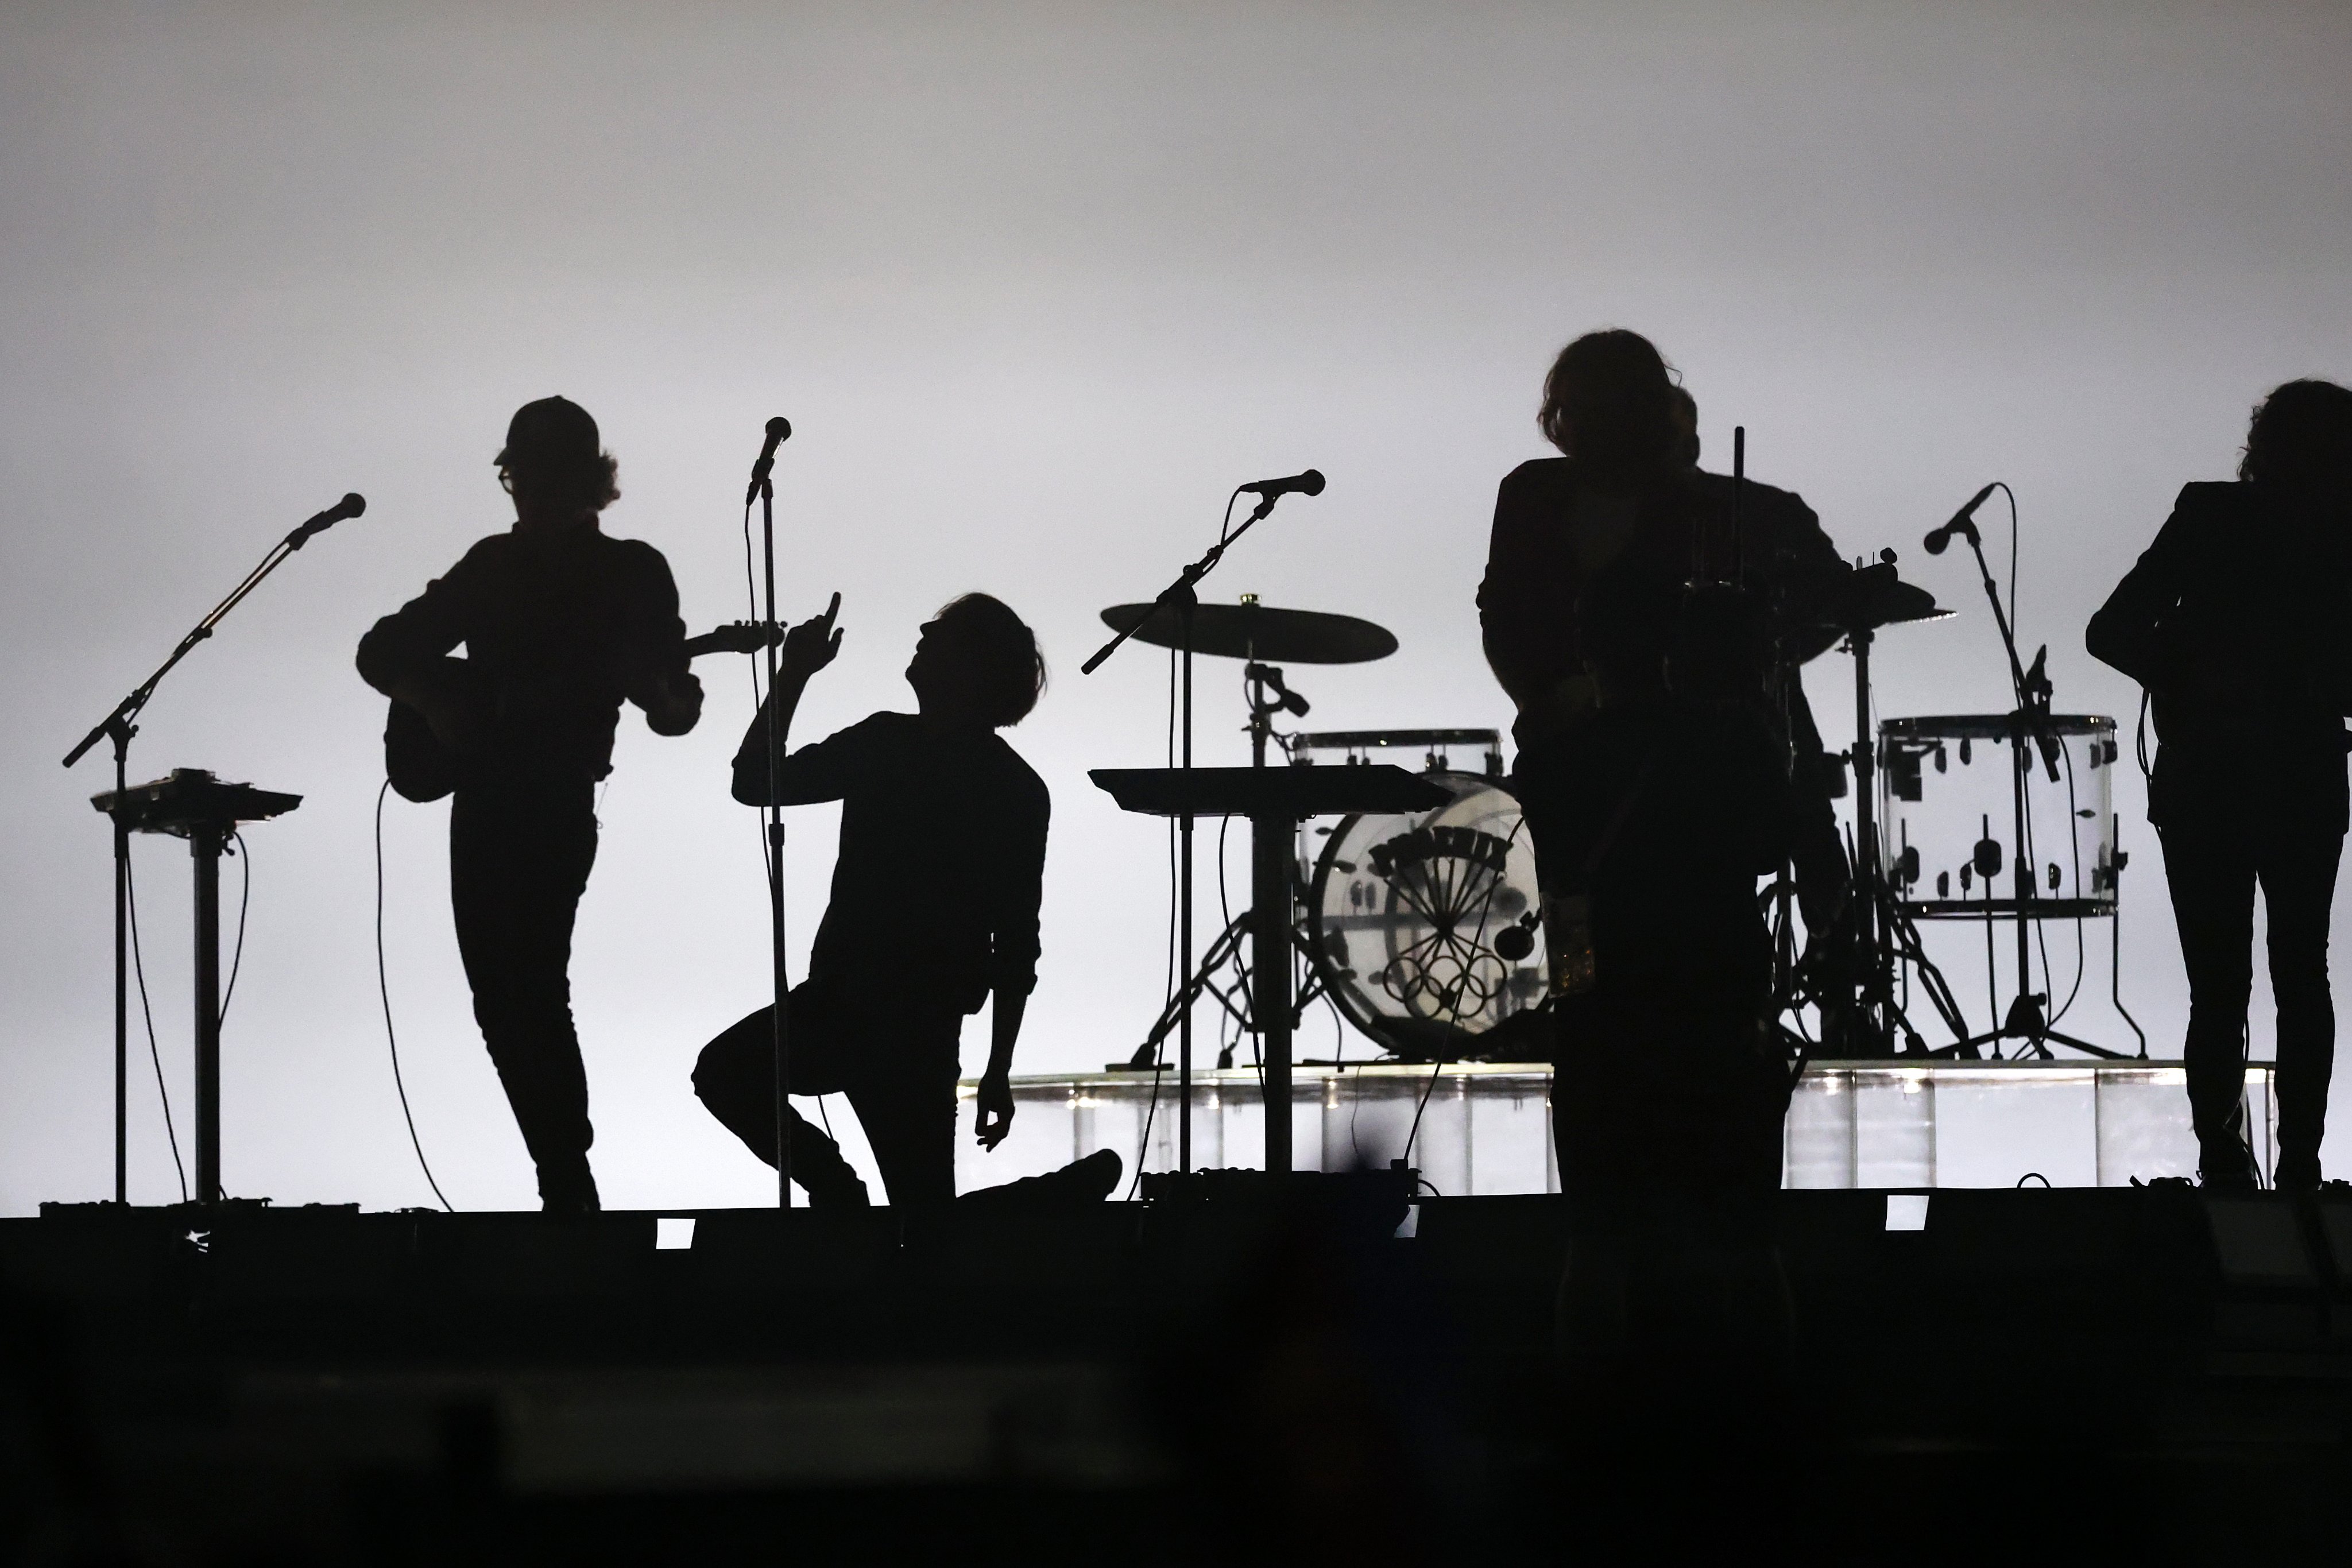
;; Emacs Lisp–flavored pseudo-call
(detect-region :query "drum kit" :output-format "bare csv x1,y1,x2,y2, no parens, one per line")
1090,551,2145,1083
1090,599,1552,1076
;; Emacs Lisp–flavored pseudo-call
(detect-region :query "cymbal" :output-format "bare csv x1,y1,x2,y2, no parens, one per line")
1101,601,1398,664
1811,564,1953,634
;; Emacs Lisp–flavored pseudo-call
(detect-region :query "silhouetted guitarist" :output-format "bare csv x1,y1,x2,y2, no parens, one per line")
357,396,702,1211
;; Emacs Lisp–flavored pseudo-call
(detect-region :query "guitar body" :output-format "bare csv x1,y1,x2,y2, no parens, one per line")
381,623,775,803
384,656,481,803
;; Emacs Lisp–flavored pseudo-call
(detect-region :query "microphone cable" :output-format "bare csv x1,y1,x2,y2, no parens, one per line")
218,830,250,1027
374,780,453,1211
1124,643,1182,1201
123,845,189,1202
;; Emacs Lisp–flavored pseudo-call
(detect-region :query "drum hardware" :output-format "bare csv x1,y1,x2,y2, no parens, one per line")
1804,550,1975,1060
1092,765,1448,1176
1283,729,1506,780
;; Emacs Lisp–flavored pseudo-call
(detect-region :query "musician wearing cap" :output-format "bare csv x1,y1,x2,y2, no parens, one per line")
357,396,703,1213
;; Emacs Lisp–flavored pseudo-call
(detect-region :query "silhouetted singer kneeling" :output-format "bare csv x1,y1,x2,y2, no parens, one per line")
358,397,703,1212
694,594,1051,1222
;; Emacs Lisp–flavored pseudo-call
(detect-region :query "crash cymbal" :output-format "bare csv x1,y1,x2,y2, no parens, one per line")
1101,600,1398,664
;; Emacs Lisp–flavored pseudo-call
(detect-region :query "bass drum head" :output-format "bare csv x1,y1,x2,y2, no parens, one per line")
1307,770,1551,1062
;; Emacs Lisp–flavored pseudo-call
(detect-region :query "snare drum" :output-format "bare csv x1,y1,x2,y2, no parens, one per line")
1878,714,2119,919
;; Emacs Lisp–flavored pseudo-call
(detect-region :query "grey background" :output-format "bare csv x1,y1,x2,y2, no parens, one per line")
3,1,2347,1212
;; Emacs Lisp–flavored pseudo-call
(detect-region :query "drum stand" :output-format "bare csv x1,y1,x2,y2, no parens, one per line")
1082,489,1310,1171
1117,663,1320,1072
1828,620,1972,1057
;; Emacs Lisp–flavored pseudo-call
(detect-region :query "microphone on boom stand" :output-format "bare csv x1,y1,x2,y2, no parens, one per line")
745,416,792,505
1923,483,1998,555
1239,469,1325,522
287,493,366,548
1240,469,1325,500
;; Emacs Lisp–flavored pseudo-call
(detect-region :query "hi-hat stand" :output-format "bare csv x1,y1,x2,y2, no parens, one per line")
1833,613,1971,1057
1116,660,1324,1073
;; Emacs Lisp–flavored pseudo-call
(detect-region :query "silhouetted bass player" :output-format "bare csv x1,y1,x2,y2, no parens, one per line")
357,397,703,1211
694,593,1050,1221
2088,380,2352,1191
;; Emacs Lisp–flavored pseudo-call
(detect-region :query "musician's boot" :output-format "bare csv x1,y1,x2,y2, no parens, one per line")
539,1155,601,1214
790,1124,872,1210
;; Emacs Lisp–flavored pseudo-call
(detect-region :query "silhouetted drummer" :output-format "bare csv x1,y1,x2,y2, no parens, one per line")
1480,330,1850,961
2088,380,2352,1191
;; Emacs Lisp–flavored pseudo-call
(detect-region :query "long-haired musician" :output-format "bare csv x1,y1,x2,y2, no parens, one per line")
2088,379,2352,1190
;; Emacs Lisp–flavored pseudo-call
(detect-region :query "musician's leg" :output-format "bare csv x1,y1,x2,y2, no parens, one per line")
2259,805,2343,1191
843,1010,964,1237
2158,810,2260,1185
690,1001,870,1205
451,782,601,1211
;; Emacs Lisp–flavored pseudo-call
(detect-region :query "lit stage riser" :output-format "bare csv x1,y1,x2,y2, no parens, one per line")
956,1062,2274,1195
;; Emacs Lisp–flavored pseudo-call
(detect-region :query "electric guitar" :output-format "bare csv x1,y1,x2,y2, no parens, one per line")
383,620,780,803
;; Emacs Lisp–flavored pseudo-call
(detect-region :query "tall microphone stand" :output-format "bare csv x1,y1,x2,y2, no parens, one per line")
61,497,361,1201
1082,486,1291,1175
748,434,795,1209
1940,508,2116,1059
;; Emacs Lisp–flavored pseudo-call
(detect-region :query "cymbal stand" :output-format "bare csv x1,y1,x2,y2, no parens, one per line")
1835,622,1970,1055
63,507,346,1203
1113,661,1322,1072
1939,513,2118,1060
1082,486,1299,1172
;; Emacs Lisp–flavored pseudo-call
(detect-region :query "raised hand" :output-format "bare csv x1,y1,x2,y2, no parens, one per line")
780,593,844,682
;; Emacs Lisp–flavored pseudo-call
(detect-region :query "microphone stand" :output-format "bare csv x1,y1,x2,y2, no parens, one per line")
752,467,795,1210
1082,488,1286,1175
1941,516,2118,1060
62,511,345,1203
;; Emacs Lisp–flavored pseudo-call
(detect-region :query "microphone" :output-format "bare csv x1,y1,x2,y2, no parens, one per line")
1240,470,1325,500
288,492,365,547
745,416,792,505
1923,482,1998,555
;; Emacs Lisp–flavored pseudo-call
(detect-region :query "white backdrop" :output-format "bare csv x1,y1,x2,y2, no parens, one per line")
3,1,2349,1212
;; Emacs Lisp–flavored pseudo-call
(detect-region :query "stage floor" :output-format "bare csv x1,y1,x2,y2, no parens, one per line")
3,1186,2349,1562
961,1059,2273,1196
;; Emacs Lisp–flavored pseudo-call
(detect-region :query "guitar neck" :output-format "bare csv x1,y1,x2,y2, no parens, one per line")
682,622,781,660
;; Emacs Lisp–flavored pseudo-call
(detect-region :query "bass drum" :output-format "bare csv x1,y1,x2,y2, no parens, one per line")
1307,770,1552,1062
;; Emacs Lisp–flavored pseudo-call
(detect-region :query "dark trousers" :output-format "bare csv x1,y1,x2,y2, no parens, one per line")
450,781,600,1210
1550,994,1793,1431
693,981,964,1213
1550,994,1789,1232
2158,790,2345,1182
